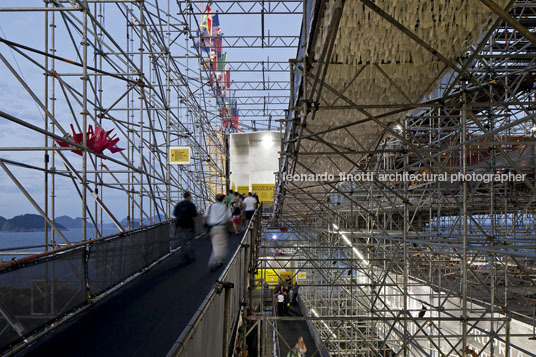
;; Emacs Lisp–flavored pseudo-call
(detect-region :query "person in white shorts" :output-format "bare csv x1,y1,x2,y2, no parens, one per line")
243,192,257,226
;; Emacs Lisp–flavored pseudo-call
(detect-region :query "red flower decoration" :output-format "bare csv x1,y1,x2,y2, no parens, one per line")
55,124,124,156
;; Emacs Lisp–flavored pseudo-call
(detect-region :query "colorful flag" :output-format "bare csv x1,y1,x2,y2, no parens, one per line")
218,53,226,73
230,116,239,129
202,3,213,36
231,99,239,117
194,31,211,51
197,3,238,130
212,14,221,36
213,34,222,58
230,97,239,129
196,2,213,52
212,14,222,57
225,67,230,88
211,55,218,72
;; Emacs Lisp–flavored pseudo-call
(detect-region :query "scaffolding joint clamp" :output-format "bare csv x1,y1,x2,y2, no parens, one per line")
214,280,234,294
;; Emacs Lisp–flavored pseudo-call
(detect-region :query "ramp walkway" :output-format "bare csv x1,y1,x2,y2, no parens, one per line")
277,304,317,357
20,233,242,357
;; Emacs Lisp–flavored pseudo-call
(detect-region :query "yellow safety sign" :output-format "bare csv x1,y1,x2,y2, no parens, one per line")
236,185,249,194
251,184,275,202
279,271,295,285
255,268,279,288
169,146,190,164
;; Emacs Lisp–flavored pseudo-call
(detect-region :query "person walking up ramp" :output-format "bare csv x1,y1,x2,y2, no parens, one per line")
204,193,231,270
173,191,198,263
243,192,257,227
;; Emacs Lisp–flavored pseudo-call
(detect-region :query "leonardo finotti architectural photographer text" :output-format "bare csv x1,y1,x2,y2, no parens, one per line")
282,172,526,183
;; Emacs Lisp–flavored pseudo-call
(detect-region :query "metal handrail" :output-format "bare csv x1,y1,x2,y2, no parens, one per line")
0,221,173,355
0,220,171,270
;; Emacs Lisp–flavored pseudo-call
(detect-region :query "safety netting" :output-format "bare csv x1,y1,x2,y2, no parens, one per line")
0,222,170,353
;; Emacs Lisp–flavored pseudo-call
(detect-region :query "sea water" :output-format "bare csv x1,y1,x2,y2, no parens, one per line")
0,227,121,261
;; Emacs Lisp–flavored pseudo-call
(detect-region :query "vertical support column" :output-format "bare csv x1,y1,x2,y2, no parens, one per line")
139,1,145,227
126,5,132,229
289,61,295,115
166,0,171,217
427,111,434,356
461,82,468,354
248,222,255,308
92,1,97,236
436,106,442,353
51,6,57,248
82,2,89,241
95,1,103,236
257,321,261,357
300,0,308,165
489,85,497,356
402,119,409,356
43,0,51,316
241,237,250,354
225,132,230,193
50,3,58,314
44,0,49,250
504,200,510,357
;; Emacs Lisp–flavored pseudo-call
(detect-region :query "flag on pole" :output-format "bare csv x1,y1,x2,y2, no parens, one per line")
196,2,213,52
231,99,239,117
216,53,227,97
203,3,213,36
217,53,226,73
212,14,221,36
194,31,211,51
225,67,230,88
213,34,222,58
196,3,238,131
212,14,222,58
230,97,239,129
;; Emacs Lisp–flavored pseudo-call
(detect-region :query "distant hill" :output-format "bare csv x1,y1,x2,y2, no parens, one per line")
0,213,166,232
55,215,84,229
1,214,67,232
119,217,157,227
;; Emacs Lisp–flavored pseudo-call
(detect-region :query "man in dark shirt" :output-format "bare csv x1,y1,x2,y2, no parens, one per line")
292,283,299,305
173,191,198,262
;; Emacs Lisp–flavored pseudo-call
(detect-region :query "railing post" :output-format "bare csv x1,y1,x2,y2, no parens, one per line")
248,244,254,311
84,245,90,301
248,209,260,314
238,208,261,355
240,239,250,354
216,281,234,357
257,320,261,357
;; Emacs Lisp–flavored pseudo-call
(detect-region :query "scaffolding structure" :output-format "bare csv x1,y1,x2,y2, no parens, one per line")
269,0,536,356
0,0,225,249
5,1,536,356
0,1,298,353
0,0,299,255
